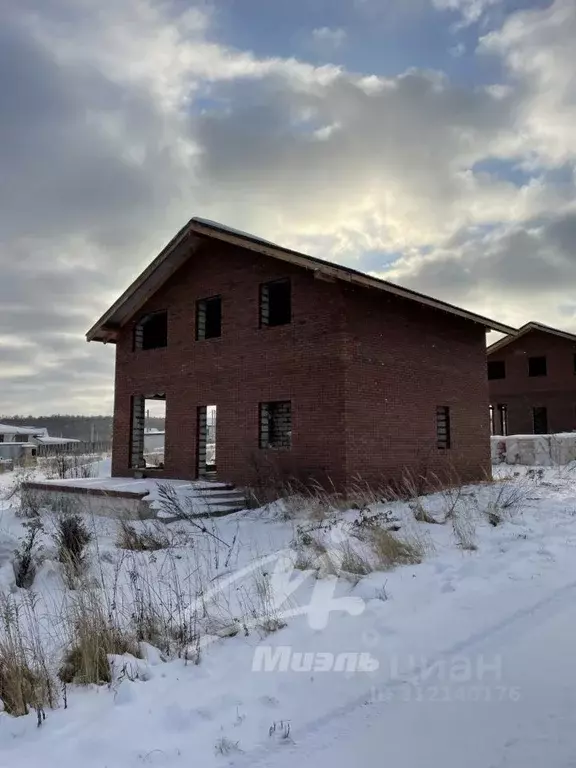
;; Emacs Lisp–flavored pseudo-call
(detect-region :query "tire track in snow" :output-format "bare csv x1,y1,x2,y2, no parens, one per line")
230,576,576,767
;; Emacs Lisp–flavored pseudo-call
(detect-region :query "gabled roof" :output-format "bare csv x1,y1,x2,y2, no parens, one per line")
36,436,80,445
487,321,576,356
86,217,516,343
0,423,46,436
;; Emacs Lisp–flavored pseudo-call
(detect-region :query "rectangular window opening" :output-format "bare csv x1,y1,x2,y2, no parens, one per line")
130,394,166,469
260,279,291,327
488,360,506,380
436,406,451,450
196,297,222,340
260,401,292,449
134,311,168,351
533,406,548,435
528,355,547,377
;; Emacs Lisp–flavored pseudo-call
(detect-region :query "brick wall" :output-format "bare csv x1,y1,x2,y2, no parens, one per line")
112,237,492,489
112,238,348,488
488,330,576,434
342,285,491,486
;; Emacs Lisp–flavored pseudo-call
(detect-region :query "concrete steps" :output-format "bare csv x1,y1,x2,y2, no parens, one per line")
21,477,248,523
156,482,247,522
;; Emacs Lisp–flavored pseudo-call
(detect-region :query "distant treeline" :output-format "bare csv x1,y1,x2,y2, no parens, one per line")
0,415,165,442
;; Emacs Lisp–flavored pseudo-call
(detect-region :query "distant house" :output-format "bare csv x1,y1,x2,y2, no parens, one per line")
0,423,43,461
0,422,79,461
488,322,576,435
35,435,81,449
143,429,165,450
87,217,513,490
0,423,47,443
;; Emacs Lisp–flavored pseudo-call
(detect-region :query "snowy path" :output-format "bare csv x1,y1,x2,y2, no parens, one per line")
250,578,576,768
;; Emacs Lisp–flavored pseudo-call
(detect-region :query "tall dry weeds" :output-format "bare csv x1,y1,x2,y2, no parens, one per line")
0,594,56,718
59,588,140,685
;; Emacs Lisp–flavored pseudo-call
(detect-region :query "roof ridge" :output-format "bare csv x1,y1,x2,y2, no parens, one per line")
487,320,576,355
87,217,516,342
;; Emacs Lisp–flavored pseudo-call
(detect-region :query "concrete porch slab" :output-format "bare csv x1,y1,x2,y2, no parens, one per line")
21,477,244,521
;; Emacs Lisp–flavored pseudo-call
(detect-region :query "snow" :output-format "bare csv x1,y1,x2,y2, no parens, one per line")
4,464,576,766
492,432,576,465
193,217,278,247
0,424,46,436
25,473,232,502
36,436,80,445
27,476,188,493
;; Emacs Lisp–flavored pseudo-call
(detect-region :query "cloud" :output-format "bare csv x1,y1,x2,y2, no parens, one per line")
387,207,576,328
311,26,347,50
0,0,575,414
432,0,503,26
0,0,206,413
192,66,567,258
380,0,576,326
480,0,576,166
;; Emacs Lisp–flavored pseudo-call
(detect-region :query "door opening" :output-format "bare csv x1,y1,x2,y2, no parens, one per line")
130,394,166,469
197,405,217,477
533,406,548,435
497,404,508,436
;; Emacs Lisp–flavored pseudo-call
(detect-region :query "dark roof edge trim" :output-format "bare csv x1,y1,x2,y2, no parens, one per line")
87,218,517,342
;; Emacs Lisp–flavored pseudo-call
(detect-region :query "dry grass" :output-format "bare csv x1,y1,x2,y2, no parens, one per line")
214,736,242,756
0,653,40,716
54,514,92,588
410,500,440,524
45,454,97,481
485,474,530,514
436,480,466,522
5,467,47,518
246,471,353,521
466,471,532,529
279,479,345,522
451,507,478,551
117,555,203,659
59,591,141,685
346,477,388,510
236,567,288,637
116,521,170,552
292,547,318,571
339,542,373,576
364,526,425,570
13,519,43,589
291,524,338,576
0,596,56,718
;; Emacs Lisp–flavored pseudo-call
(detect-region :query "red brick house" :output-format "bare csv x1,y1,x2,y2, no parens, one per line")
488,322,576,436
87,218,513,490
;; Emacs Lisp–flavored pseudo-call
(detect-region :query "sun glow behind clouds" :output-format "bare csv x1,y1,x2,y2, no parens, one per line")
0,0,575,412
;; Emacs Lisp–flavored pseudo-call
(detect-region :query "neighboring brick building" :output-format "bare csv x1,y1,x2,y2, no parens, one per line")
488,322,576,436
87,218,513,490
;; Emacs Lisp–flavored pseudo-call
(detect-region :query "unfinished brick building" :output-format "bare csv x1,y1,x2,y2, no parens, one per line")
488,322,576,435
87,218,513,490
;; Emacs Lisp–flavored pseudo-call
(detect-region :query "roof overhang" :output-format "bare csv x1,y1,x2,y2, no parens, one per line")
87,218,516,343
487,321,576,356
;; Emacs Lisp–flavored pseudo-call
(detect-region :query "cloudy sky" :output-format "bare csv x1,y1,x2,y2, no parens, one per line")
1,0,575,415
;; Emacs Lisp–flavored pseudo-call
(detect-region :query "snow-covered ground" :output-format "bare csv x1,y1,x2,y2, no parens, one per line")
3,463,576,766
